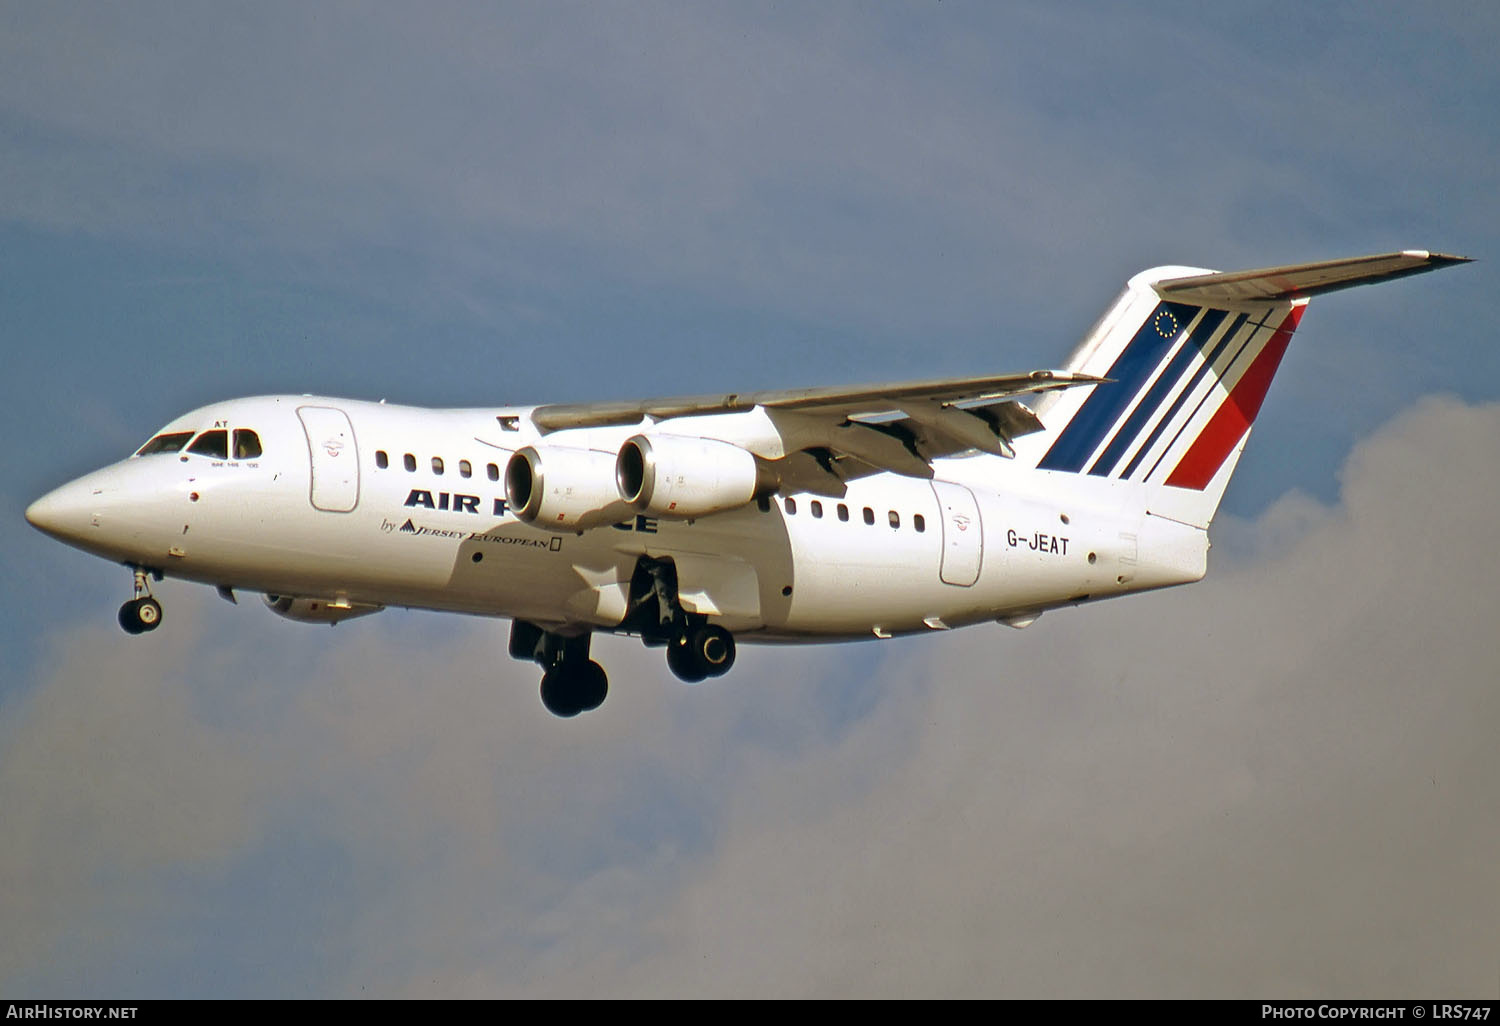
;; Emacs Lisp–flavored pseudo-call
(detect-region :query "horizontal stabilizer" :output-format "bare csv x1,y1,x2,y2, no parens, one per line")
1154,250,1471,304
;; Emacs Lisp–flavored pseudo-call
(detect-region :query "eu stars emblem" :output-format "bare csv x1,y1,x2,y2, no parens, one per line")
1153,309,1179,339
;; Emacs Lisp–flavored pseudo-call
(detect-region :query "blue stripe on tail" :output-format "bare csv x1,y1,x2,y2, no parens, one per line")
1119,311,1248,480
1086,307,1228,477
1037,301,1199,472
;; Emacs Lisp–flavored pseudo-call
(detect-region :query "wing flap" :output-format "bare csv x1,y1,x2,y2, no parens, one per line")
529,369,1102,432
530,370,1102,483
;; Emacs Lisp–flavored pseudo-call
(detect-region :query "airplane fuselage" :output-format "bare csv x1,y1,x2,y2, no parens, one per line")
30,394,1204,643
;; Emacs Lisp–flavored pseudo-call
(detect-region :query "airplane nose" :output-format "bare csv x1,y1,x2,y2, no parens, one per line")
25,480,99,542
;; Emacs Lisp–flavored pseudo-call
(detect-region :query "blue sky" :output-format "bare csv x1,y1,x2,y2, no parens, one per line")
3,1,1497,997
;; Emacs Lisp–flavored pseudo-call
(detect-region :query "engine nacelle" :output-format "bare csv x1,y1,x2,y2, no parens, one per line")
616,434,773,519
263,594,383,624
505,445,634,532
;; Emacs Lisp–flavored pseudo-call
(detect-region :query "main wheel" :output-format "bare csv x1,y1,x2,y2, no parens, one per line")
539,660,609,717
576,660,608,712
691,624,735,678
540,669,582,717
666,635,708,683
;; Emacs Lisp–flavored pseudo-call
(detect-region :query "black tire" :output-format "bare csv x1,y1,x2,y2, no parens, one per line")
691,624,735,677
135,597,163,631
540,660,609,717
578,660,608,712
118,597,163,635
540,669,583,717
666,635,708,683
118,600,146,635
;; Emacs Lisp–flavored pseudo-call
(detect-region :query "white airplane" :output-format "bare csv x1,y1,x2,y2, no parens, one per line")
26,250,1468,716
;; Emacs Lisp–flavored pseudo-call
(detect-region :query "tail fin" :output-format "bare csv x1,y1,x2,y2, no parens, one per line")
1023,251,1470,529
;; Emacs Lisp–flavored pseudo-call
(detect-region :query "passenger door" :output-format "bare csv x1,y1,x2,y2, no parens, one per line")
932,480,983,586
297,406,360,512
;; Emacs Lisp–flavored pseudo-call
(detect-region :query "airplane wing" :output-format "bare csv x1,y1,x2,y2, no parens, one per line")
528,252,1471,496
530,369,1106,495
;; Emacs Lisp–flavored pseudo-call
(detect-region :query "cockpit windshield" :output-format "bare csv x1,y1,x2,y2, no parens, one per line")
187,430,229,460
135,431,195,456
233,429,263,459
135,427,264,460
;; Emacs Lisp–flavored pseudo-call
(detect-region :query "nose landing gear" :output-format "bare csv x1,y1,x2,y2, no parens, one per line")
118,567,164,635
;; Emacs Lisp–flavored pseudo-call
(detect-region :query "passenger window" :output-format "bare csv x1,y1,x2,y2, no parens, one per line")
863,507,875,526
375,450,389,469
784,497,797,515
888,510,900,529
914,514,926,533
837,503,849,522
459,459,472,478
187,430,228,460
487,463,500,481
432,457,444,475
403,453,416,472
811,500,823,519
135,431,195,456
233,429,263,460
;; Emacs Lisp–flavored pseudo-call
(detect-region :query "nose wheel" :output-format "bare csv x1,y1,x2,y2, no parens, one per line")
119,597,163,634
118,567,164,635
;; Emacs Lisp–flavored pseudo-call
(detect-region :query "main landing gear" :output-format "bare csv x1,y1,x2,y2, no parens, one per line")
665,623,736,684
510,621,608,718
626,556,737,684
510,556,741,719
118,566,164,635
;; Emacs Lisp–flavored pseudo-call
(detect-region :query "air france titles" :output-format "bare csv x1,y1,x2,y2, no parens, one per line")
404,489,486,515
401,489,658,533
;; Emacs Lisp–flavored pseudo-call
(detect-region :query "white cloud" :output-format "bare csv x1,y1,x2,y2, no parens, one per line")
0,602,271,986
9,396,1492,996
588,394,1498,997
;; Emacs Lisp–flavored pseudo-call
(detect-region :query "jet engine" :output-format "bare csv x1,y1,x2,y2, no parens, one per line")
616,434,776,519
263,594,383,624
505,445,634,532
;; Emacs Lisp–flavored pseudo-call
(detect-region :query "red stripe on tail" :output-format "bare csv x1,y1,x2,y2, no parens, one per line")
1165,306,1304,490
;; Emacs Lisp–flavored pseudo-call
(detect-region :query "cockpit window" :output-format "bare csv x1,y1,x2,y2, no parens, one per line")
135,431,195,456
233,429,263,460
187,429,229,460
